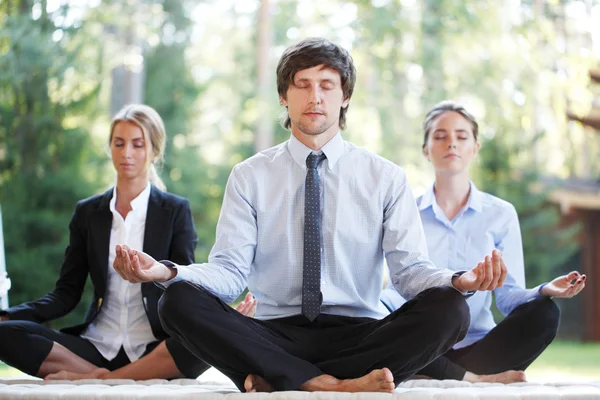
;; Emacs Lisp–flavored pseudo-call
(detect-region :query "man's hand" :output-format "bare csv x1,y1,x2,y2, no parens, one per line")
540,271,586,298
113,244,176,283
453,249,508,293
235,292,257,317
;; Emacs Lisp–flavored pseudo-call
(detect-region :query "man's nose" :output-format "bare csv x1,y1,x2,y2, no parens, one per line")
307,86,322,105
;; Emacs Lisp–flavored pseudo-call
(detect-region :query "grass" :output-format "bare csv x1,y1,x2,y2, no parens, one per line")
0,340,598,381
527,341,600,381
0,364,31,378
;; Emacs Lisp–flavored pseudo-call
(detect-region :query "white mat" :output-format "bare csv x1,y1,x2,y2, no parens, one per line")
0,378,599,399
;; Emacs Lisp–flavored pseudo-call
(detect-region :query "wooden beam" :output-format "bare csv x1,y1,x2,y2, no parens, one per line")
567,110,600,130
549,188,600,212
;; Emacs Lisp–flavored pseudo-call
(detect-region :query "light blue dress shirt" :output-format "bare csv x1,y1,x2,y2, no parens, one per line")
166,133,456,320
381,182,543,349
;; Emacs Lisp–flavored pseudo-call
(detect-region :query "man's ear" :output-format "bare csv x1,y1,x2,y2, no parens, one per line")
342,97,350,109
423,146,430,161
280,95,287,107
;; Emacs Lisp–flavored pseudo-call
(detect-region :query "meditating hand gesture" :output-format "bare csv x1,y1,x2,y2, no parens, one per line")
540,271,586,298
113,244,175,283
236,292,258,318
453,249,508,292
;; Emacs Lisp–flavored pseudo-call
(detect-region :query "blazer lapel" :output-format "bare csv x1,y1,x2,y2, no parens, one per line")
143,186,170,258
89,188,114,292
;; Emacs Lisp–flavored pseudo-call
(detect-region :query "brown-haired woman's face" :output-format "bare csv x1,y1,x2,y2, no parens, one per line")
110,121,151,181
423,111,480,176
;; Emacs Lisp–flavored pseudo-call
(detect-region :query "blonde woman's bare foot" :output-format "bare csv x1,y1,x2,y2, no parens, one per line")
45,368,109,381
300,368,395,393
244,374,274,392
464,370,526,384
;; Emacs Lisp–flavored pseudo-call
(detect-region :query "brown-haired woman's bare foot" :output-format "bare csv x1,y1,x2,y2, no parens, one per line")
464,370,526,384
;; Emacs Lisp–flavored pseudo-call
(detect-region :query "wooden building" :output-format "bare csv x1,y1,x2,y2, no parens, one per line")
549,179,600,341
555,67,600,341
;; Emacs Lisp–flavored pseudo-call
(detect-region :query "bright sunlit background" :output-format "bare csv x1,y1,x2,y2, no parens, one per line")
1,0,599,381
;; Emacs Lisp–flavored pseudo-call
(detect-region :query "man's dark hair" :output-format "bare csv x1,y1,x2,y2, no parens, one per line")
276,37,356,130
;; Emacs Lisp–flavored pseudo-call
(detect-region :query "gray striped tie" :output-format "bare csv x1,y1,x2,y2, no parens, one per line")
302,152,326,321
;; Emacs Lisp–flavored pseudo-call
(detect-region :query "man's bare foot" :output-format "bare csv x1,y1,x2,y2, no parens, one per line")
300,368,395,393
244,374,275,392
45,368,109,381
463,370,526,384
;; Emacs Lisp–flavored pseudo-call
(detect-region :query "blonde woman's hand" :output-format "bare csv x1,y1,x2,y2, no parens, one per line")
235,292,257,317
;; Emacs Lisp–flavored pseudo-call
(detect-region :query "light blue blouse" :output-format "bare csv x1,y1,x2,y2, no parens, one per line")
381,182,543,349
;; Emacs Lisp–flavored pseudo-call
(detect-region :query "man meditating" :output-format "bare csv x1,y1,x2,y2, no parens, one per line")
113,37,508,393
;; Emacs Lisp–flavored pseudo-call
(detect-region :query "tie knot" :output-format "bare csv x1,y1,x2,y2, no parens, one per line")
306,153,326,170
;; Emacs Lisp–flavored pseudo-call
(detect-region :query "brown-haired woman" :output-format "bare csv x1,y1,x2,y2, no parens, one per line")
382,100,585,383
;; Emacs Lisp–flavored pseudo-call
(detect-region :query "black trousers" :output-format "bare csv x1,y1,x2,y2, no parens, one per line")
158,282,471,392
418,296,560,380
0,320,209,378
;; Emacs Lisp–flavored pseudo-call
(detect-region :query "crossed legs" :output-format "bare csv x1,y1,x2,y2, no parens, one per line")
416,297,560,382
0,320,128,377
0,320,209,380
158,282,471,392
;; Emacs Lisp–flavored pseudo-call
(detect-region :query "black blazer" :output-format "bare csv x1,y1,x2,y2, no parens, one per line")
3,185,197,340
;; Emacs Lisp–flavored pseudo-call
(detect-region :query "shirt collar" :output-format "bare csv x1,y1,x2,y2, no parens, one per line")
466,181,483,213
288,132,344,170
419,180,483,213
418,184,436,211
109,182,152,214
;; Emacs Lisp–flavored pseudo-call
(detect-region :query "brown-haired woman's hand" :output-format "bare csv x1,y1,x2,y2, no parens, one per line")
541,271,586,298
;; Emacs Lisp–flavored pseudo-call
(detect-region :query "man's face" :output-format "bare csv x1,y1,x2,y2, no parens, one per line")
281,64,349,139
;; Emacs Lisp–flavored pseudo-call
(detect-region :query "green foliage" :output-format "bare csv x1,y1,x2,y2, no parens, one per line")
0,0,104,329
142,0,229,260
476,136,580,285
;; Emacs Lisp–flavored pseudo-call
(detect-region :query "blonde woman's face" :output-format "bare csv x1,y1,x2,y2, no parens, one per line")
110,121,153,181
423,111,480,176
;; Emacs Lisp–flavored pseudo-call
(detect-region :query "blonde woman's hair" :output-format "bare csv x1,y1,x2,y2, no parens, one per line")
109,104,167,191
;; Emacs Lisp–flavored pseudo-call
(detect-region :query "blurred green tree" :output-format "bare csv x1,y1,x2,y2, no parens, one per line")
0,0,105,328
142,0,222,260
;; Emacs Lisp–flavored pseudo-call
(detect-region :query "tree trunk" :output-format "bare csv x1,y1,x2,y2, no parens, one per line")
254,0,273,153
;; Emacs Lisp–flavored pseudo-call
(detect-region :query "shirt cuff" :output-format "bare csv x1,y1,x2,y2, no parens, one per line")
451,271,476,298
154,260,184,289
516,284,547,304
536,283,549,298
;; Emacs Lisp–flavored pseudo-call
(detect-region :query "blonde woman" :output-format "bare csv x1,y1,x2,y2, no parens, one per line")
0,104,256,380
